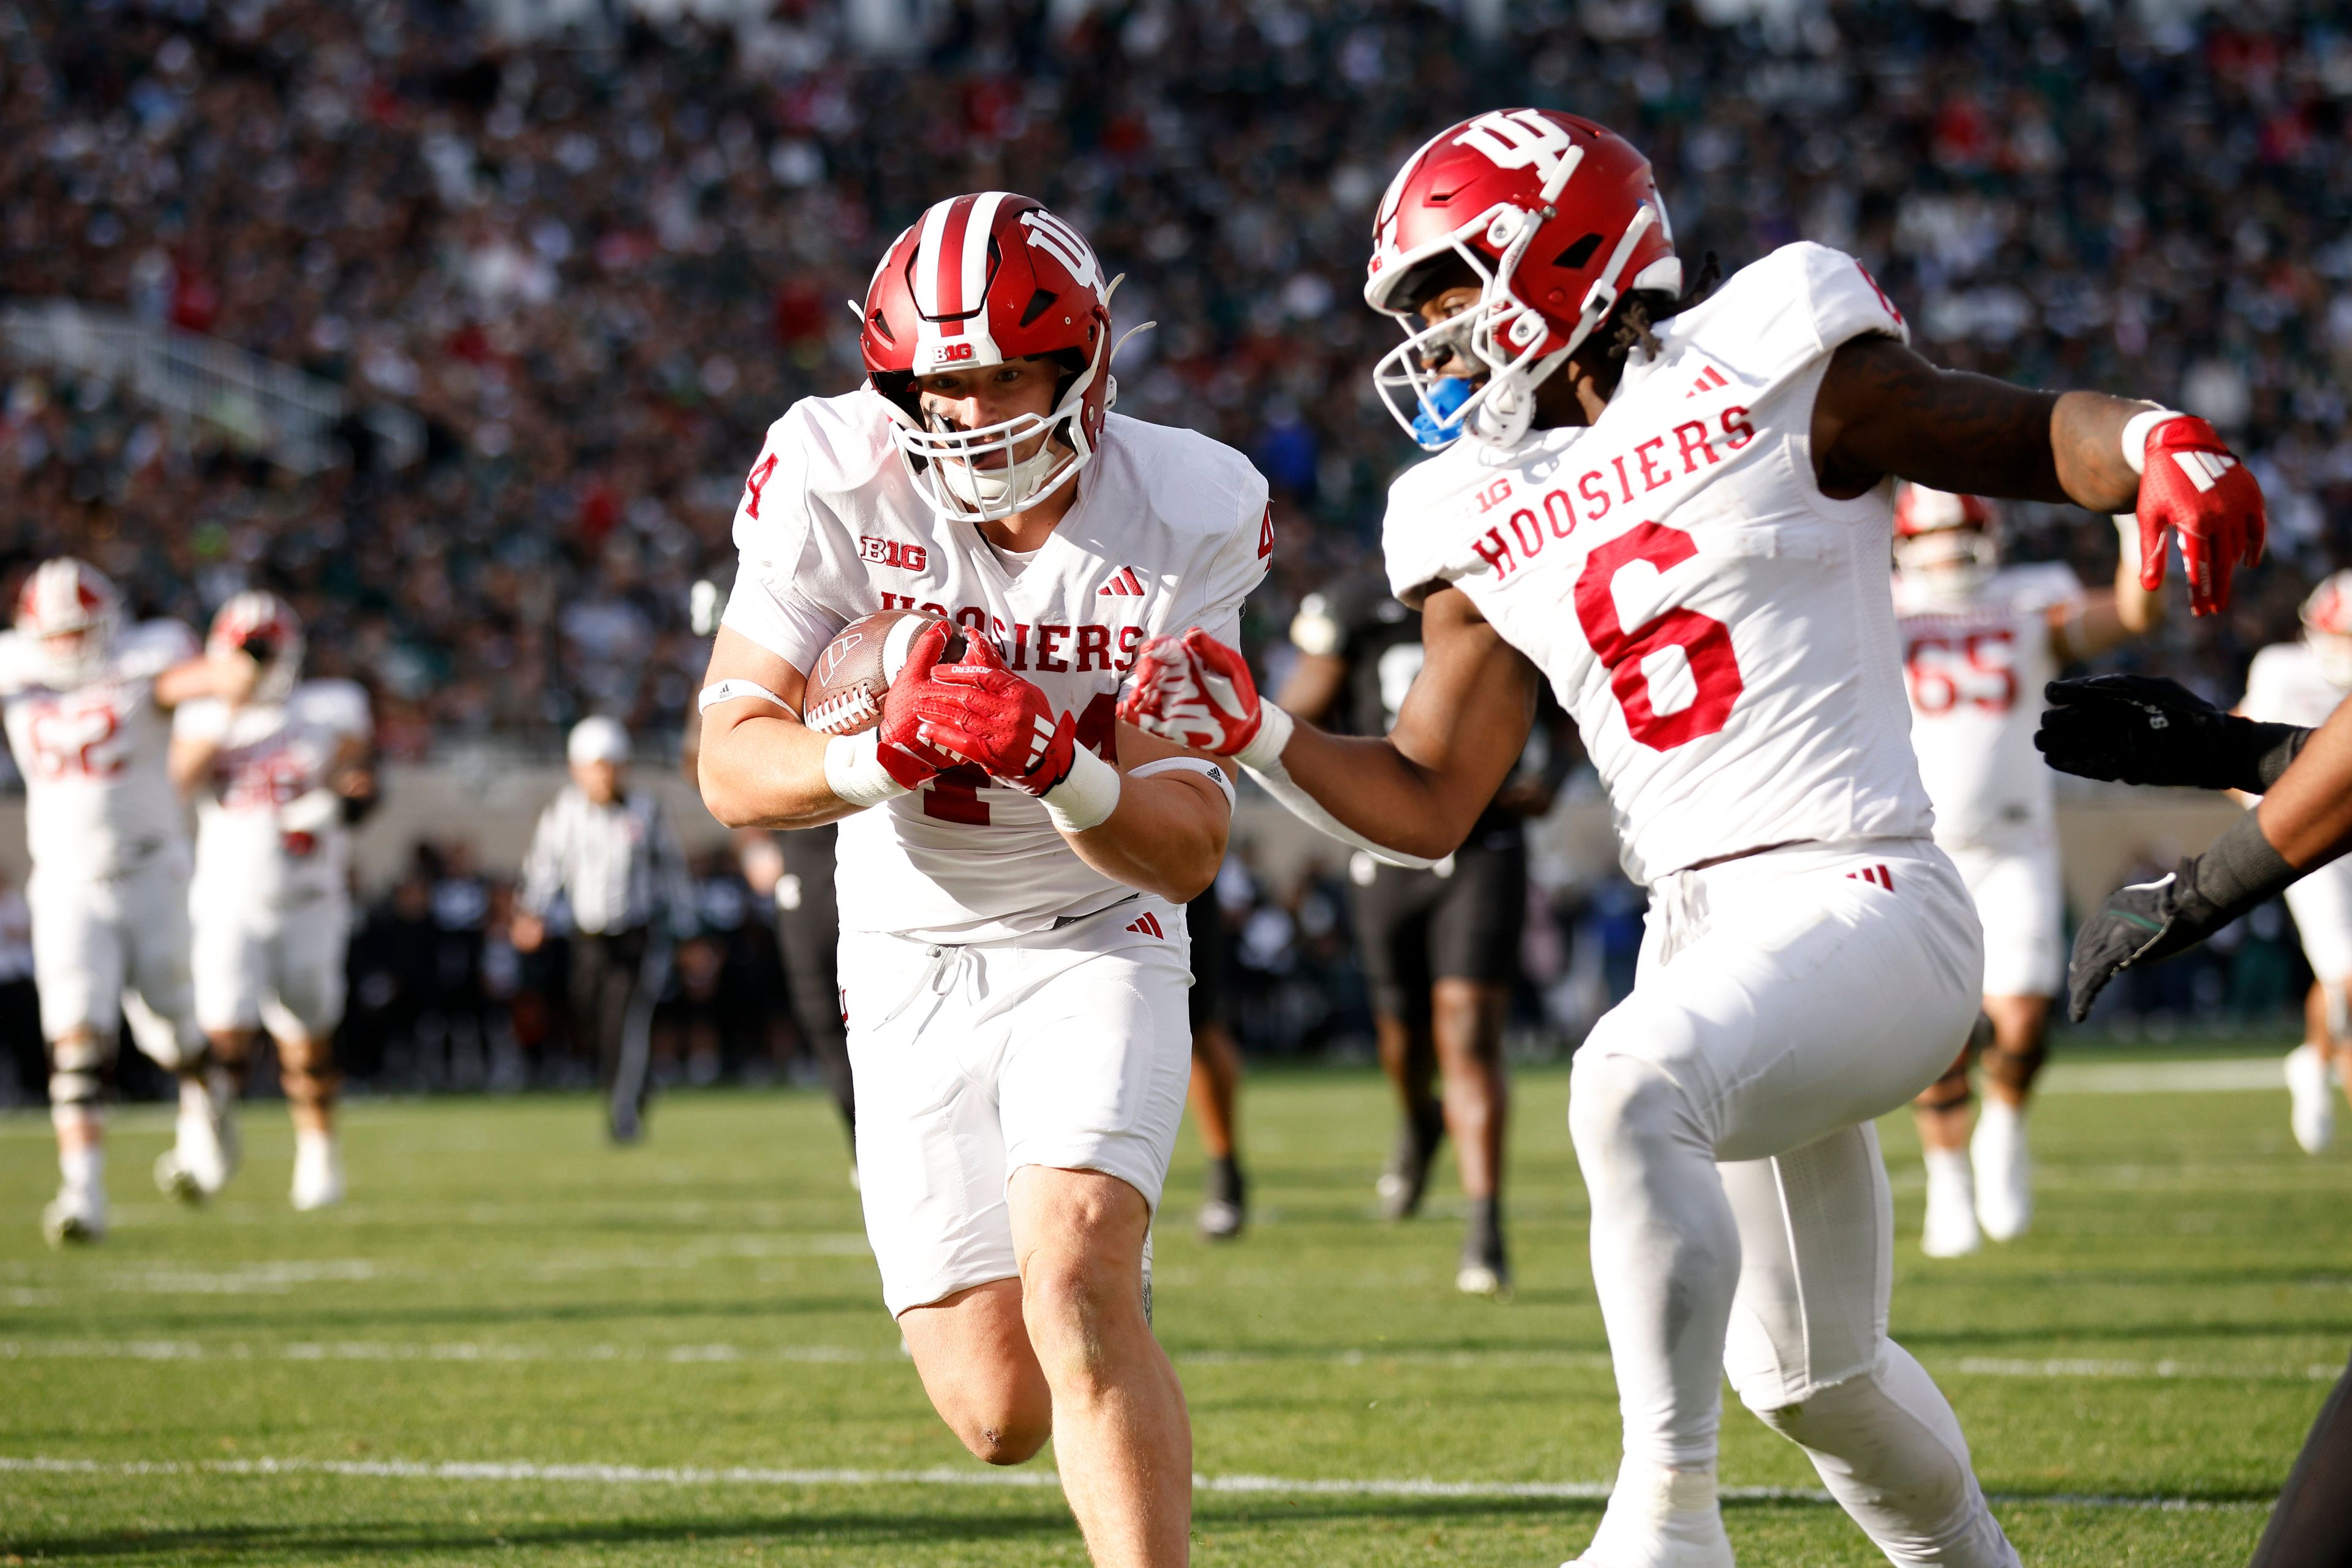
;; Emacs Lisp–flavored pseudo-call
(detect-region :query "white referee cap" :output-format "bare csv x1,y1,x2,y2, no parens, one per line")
567,715,633,766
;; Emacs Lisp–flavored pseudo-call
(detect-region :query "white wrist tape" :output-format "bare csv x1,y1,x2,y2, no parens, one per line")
1128,755,1237,812
1235,701,1294,772
1243,751,1437,870
698,678,798,718
823,731,911,809
2120,408,2182,476
1042,745,1122,834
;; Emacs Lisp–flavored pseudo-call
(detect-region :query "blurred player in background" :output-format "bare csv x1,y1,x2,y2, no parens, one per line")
688,581,858,1163
1185,883,1247,1240
513,716,695,1144
2,559,245,1244
1281,575,1564,1295
2237,571,2352,1154
1891,488,2160,1255
698,192,1262,1567
1125,108,2262,1568
172,592,376,1211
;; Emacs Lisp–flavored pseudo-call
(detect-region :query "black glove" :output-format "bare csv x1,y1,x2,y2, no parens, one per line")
2068,810,2300,1020
2035,675,2308,792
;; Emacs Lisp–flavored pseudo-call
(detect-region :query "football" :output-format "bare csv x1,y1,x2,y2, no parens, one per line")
801,608,967,736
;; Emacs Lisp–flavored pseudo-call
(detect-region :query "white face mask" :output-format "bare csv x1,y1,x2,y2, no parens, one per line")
1894,529,1997,600
35,625,111,689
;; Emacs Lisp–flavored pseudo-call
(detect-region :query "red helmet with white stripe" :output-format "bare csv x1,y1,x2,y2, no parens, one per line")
208,590,304,704
15,557,123,688
2301,571,2352,686
1366,110,1680,450
861,192,1115,523
1891,483,2002,593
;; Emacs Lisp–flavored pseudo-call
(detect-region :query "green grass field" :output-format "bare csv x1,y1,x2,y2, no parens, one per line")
2,1054,2345,1565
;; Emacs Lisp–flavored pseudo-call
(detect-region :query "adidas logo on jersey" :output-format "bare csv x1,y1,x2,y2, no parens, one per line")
1685,364,1727,398
1847,863,1896,892
1125,911,1166,938
1099,567,1145,597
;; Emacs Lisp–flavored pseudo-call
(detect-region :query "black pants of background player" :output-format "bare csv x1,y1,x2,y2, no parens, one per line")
2250,1346,2352,1567
571,925,669,1143
775,823,856,1148
1349,832,1525,1280
0,976,42,1106
1187,888,1247,1234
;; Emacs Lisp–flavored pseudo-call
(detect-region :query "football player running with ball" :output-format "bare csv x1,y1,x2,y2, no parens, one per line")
1120,110,2265,1568
1891,486,2160,1256
697,193,1264,1568
171,593,375,1211
0,560,252,1243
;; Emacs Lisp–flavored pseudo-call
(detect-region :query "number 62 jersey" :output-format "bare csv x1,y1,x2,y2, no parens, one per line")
1378,243,1934,886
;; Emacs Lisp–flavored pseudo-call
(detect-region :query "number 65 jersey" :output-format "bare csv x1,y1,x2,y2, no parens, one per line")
1379,243,1934,886
1893,564,2082,851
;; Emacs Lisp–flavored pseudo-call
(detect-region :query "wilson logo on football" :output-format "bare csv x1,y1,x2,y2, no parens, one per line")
859,537,928,571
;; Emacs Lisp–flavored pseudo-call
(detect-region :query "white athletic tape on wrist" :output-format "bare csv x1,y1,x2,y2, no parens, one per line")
823,731,911,808
1042,744,1121,834
2120,408,2182,477
1235,701,1293,772
699,679,799,718
1128,755,1237,812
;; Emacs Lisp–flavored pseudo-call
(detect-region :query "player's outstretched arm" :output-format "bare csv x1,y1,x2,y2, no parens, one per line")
1121,589,1539,864
695,627,863,831
1814,335,2265,614
1058,725,1232,903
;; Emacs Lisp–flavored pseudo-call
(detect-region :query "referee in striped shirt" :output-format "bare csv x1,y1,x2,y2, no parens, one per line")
512,717,696,1142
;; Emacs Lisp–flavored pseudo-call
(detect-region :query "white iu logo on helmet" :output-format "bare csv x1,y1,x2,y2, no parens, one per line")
1020,209,1106,295
1452,108,1581,188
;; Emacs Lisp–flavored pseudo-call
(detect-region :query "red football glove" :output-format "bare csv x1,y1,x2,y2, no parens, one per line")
913,639,1077,796
2133,415,2266,617
1116,628,1267,756
873,620,964,790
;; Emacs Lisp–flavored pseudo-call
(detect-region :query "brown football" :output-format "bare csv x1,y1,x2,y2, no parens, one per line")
802,608,967,736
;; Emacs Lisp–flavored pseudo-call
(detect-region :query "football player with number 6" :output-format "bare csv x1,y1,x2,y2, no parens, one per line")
696,193,1267,1568
1120,109,2265,1568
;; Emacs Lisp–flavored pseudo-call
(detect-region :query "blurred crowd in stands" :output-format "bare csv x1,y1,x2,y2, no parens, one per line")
4,0,2352,745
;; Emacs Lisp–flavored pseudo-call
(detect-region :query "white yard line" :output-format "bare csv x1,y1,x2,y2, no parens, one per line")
4,1338,2339,1382
0,1453,2267,1510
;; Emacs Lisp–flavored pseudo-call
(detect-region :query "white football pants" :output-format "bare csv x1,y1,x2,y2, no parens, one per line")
1570,839,2018,1567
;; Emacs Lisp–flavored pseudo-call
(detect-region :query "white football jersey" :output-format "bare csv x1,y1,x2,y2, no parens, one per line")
1893,563,2082,849
176,680,372,909
1379,243,1933,886
2240,639,2351,729
725,389,1272,941
0,620,198,879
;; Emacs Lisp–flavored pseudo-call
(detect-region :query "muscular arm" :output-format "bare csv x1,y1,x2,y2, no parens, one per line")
694,627,856,830
1812,335,2152,511
2254,701,2352,873
1273,587,1539,861
1055,725,1231,904
2051,523,2165,664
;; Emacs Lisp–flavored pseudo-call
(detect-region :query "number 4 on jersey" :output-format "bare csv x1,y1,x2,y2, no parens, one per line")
920,692,1119,826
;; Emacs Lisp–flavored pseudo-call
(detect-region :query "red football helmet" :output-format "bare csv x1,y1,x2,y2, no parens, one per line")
2301,571,2352,685
208,589,304,704
862,192,1116,523
1366,109,1681,449
16,557,123,688
1891,484,2002,591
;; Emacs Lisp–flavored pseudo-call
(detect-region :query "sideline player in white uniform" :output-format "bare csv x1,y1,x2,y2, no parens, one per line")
1,559,250,1244
1891,486,2160,1256
171,592,375,1211
696,193,1262,1568
2238,571,2352,1154
1121,110,2266,1568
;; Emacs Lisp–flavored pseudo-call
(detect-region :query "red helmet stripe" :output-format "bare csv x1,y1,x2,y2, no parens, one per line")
913,195,967,321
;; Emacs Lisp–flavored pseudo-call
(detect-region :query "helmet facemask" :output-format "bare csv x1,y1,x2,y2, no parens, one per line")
1371,200,1666,451
18,560,123,690
883,347,1102,524
1893,527,2000,601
